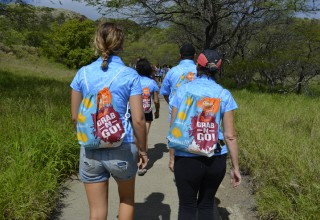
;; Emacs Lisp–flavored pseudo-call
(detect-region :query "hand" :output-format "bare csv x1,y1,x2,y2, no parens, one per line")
138,153,149,170
154,111,159,119
230,168,241,188
168,159,174,172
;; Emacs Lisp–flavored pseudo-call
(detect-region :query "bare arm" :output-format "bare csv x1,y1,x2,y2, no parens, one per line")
223,110,241,187
153,91,160,119
168,106,178,172
71,90,83,129
163,95,169,104
129,94,148,169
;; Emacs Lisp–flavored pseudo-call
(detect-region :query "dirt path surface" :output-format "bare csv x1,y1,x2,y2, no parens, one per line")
56,97,257,220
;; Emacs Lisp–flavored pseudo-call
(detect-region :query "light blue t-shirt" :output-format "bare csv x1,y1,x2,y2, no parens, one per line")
160,59,197,118
139,76,159,112
140,76,159,94
70,56,142,143
170,76,238,157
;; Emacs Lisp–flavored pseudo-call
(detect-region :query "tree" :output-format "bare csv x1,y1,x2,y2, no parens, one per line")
42,19,97,68
77,0,320,51
77,1,320,94
225,17,320,94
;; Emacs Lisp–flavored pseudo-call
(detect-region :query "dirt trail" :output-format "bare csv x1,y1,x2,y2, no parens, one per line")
57,97,257,220
215,167,257,220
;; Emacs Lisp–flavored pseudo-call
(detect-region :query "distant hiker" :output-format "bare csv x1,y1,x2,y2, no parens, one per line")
135,57,160,176
162,64,168,81
167,49,241,220
154,64,163,83
70,22,148,220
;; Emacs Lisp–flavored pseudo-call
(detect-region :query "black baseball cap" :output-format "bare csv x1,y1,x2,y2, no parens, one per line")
197,49,222,70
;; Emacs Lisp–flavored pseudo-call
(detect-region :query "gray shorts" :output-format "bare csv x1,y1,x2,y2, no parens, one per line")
79,143,138,183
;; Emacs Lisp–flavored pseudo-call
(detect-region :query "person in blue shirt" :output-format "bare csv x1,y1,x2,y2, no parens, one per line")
169,49,242,220
70,22,148,220
135,57,160,176
160,43,197,120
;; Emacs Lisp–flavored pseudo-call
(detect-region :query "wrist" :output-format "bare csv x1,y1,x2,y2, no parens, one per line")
232,166,240,171
139,150,147,156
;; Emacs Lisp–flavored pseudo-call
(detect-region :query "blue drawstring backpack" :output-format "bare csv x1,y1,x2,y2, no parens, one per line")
142,82,152,113
169,67,196,102
167,89,225,157
76,67,130,150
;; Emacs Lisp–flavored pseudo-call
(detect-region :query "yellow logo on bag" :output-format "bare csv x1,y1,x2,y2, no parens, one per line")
171,127,182,138
178,111,187,121
82,98,93,108
77,132,88,143
185,96,193,106
77,113,86,123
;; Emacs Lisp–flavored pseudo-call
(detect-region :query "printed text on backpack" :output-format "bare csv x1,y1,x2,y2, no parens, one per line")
142,86,152,113
167,90,224,157
76,67,128,149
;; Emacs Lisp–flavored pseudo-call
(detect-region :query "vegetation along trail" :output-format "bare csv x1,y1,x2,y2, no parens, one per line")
1,1,320,219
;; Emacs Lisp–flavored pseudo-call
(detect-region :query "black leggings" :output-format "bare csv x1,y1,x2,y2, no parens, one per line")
174,155,227,220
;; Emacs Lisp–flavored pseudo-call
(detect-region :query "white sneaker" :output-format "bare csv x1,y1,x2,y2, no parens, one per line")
138,169,147,176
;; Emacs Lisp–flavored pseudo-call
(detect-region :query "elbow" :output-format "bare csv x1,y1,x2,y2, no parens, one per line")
72,118,77,127
71,114,78,126
224,133,237,146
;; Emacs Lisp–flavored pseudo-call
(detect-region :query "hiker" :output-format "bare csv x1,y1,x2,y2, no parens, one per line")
168,49,241,219
135,57,160,176
70,22,148,220
160,43,197,121
161,64,169,80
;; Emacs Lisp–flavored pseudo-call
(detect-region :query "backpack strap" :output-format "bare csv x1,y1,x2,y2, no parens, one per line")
218,88,225,99
83,66,127,92
107,66,127,88
83,67,89,92
107,66,130,122
176,66,185,80
124,102,130,121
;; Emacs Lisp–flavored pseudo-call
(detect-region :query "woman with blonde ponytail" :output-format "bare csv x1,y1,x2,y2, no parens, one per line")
70,22,148,220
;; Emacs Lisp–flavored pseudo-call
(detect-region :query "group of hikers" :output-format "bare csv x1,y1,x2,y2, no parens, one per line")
71,21,241,220
153,64,171,84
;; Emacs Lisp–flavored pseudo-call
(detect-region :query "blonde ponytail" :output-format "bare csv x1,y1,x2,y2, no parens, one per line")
94,22,124,71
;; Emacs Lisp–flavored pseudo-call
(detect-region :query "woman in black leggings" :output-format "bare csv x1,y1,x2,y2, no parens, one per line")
174,155,227,219
168,49,241,219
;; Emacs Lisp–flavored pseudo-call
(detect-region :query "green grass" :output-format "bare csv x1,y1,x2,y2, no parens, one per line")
1,52,320,219
234,90,320,220
0,52,75,81
0,53,78,219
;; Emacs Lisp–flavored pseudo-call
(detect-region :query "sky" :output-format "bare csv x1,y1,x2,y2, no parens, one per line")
26,0,103,20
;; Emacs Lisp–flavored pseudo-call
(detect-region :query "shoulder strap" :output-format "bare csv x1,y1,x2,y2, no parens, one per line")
83,66,127,92
84,67,89,91
218,88,225,99
176,66,185,78
109,67,130,121
107,66,127,88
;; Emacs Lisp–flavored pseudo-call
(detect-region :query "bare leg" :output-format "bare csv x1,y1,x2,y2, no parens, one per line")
137,121,151,175
84,181,109,220
145,121,152,150
116,177,136,220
